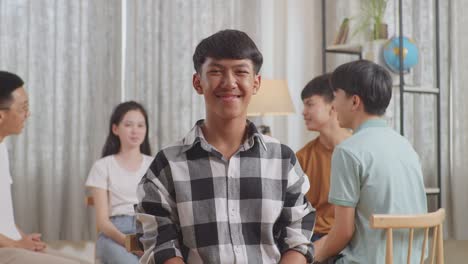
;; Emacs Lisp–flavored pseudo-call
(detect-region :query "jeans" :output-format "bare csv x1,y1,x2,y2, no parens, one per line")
96,215,139,264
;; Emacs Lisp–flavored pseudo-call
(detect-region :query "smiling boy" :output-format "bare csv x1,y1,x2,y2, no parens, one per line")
136,29,316,264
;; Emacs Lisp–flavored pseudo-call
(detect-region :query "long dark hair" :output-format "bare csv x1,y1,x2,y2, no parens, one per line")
101,101,151,157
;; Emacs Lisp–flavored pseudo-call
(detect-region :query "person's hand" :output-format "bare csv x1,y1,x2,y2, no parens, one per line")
29,233,43,242
163,257,185,264
16,234,47,252
279,250,307,264
133,250,144,257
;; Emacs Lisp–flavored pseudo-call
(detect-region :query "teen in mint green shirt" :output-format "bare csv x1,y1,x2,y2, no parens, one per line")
313,60,427,264
329,119,427,263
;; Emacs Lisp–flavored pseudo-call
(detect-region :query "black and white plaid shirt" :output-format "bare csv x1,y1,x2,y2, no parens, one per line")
136,120,316,264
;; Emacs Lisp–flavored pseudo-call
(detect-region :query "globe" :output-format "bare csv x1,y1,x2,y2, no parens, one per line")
382,36,419,73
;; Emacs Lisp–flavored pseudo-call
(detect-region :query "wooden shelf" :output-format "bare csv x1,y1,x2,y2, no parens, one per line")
326,43,362,55
393,85,440,95
425,187,440,195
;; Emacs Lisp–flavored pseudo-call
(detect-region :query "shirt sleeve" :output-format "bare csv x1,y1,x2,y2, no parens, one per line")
136,150,182,264
85,159,108,190
276,146,316,263
328,146,361,207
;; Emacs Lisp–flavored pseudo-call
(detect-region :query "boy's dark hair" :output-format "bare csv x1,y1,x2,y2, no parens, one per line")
193,29,263,74
0,71,24,108
330,60,392,116
102,101,151,157
301,73,334,103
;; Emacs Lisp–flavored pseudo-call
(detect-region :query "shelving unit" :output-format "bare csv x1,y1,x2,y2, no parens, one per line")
321,0,442,209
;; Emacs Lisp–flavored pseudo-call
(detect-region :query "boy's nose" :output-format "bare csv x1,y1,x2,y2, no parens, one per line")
222,73,237,89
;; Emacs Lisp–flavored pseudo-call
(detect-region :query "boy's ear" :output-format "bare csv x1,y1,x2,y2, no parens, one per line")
329,104,336,115
253,75,261,95
0,111,6,125
351,95,361,111
192,73,203,95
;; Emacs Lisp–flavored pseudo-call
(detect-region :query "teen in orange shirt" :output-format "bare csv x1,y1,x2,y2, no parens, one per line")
296,74,351,242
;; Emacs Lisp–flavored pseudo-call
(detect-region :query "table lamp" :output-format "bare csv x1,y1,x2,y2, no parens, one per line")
247,79,295,136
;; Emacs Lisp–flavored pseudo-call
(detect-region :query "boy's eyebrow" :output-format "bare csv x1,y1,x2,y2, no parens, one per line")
206,62,252,68
206,62,224,68
232,63,251,68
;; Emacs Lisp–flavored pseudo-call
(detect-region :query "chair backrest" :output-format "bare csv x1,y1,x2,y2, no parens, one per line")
85,195,99,233
85,195,95,206
370,208,445,264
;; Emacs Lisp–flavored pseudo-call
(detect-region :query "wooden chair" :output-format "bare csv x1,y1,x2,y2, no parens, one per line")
125,233,140,252
86,195,142,253
370,208,445,264
85,195,101,264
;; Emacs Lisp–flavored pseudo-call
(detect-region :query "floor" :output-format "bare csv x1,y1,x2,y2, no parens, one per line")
445,240,468,263
48,239,468,263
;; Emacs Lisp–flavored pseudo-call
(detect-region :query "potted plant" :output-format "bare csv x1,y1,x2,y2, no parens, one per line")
354,0,388,40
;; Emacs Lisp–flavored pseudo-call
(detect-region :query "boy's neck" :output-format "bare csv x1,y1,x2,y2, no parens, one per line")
0,130,7,143
317,122,351,150
351,113,382,131
201,117,247,160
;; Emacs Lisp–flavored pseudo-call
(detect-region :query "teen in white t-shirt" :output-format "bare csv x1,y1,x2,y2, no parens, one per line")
0,71,84,263
85,101,153,264
86,154,152,217
0,142,22,241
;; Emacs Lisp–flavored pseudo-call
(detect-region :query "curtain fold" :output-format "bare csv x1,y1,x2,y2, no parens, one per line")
448,0,468,239
0,0,122,240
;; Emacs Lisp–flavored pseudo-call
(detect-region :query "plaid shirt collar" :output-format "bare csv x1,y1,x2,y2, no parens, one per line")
181,119,267,154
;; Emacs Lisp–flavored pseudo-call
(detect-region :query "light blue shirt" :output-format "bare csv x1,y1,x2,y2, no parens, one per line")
329,119,427,264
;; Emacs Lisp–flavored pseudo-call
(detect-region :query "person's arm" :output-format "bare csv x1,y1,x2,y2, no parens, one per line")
136,151,184,264
0,233,18,248
277,150,316,264
90,187,127,246
315,146,361,262
313,205,355,262
0,233,46,251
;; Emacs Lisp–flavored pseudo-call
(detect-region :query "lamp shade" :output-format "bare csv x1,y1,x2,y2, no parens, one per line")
247,79,296,116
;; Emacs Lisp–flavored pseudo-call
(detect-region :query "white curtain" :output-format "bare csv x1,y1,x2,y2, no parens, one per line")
124,0,262,150
447,0,468,239
0,0,122,240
